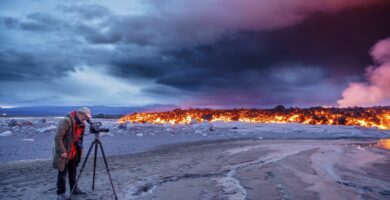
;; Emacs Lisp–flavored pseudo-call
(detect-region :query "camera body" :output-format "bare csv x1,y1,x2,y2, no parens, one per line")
88,120,110,134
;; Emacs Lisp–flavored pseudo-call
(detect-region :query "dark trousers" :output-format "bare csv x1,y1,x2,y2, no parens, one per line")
56,158,79,195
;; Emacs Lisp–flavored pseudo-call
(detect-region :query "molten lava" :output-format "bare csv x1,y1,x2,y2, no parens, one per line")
118,106,390,130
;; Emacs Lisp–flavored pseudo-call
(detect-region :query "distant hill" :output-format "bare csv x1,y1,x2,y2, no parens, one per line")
0,104,178,117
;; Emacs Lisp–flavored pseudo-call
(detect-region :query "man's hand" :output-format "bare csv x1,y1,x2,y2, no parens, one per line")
60,152,67,159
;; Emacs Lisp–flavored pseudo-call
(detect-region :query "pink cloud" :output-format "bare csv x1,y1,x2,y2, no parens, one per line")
337,38,390,107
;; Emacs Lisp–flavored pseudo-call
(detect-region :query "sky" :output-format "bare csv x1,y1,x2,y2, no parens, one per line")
0,0,389,108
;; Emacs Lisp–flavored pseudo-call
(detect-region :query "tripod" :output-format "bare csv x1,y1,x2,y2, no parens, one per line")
68,133,118,200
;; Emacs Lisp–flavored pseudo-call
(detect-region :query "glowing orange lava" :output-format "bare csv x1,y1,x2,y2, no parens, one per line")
118,106,390,130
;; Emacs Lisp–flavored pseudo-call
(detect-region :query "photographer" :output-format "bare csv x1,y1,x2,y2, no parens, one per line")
53,107,91,200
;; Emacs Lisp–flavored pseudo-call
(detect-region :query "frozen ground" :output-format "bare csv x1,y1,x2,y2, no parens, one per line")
0,139,390,200
0,117,390,200
0,117,390,162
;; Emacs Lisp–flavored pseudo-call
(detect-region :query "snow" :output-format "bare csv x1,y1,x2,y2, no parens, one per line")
0,130,12,137
226,145,263,155
1,117,389,140
36,125,56,133
112,119,390,139
0,117,389,163
206,121,390,139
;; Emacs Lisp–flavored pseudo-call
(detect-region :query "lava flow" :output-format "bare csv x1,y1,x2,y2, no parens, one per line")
118,106,390,130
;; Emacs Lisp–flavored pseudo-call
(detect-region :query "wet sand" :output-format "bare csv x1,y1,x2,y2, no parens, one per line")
0,139,389,200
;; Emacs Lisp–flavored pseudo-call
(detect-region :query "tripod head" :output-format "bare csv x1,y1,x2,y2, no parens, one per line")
87,119,109,138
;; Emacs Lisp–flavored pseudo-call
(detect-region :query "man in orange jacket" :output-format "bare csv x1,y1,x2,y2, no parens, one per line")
53,107,92,200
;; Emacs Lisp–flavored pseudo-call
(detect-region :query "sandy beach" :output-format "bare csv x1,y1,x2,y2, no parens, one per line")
1,138,389,200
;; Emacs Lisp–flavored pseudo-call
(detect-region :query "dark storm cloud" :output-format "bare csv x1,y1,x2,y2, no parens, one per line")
83,0,383,48
0,5,114,43
1,17,19,28
77,15,164,46
57,4,110,20
155,68,216,90
0,13,64,32
101,1,390,106
76,23,122,44
0,50,76,81
0,5,112,82
147,2,390,91
1,0,389,107
109,56,175,79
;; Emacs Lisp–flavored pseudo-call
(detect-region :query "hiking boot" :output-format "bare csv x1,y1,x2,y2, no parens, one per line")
73,188,87,195
57,193,66,200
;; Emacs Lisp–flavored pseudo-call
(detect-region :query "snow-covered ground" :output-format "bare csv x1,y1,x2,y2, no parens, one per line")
1,117,390,200
0,117,389,163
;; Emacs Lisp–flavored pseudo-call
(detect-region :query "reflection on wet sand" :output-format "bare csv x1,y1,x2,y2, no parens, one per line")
345,138,390,150
375,139,390,150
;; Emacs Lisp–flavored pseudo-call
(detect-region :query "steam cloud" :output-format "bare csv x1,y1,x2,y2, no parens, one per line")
337,38,390,107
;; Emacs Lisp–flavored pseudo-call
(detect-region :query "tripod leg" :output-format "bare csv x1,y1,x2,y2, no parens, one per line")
92,143,98,190
97,141,118,200
69,141,96,200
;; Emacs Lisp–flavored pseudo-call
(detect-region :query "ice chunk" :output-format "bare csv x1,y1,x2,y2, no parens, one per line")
0,130,12,136
195,130,203,134
118,122,130,129
164,127,173,132
36,125,57,133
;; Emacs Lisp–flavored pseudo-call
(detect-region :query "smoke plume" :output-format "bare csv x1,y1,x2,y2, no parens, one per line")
337,38,390,107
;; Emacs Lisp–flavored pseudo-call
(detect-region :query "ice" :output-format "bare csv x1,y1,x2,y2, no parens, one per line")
22,138,35,142
0,130,12,136
357,146,365,151
226,145,261,155
164,127,173,132
1,117,390,163
208,121,390,139
2,117,390,139
36,125,56,133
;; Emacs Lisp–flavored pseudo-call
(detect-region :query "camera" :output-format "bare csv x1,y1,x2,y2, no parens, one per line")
87,120,110,134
